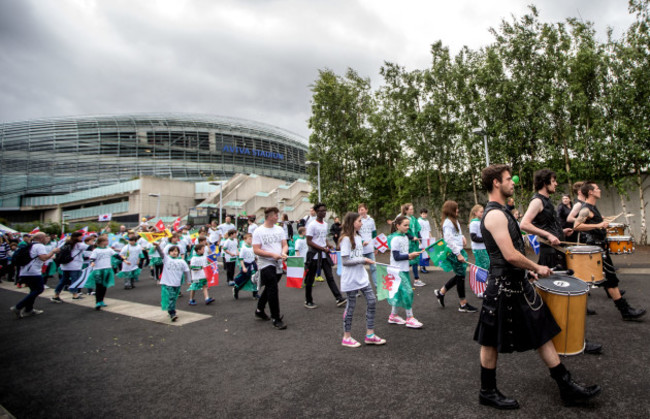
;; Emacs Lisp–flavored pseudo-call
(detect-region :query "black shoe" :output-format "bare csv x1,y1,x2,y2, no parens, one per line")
420,268,428,274
255,310,270,321
435,289,445,308
272,317,287,329
555,372,601,406
479,388,520,410
253,292,260,299
304,301,318,309
614,298,646,321
233,287,239,300
584,340,603,355
586,307,597,315
459,303,478,313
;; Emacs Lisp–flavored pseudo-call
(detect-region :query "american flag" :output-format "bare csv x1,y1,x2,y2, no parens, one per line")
469,263,488,297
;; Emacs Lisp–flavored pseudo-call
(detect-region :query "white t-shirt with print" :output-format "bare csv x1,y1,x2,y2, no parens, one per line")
222,238,238,263
390,235,410,272
339,235,369,292
294,237,308,263
189,255,207,281
239,245,256,264
120,244,142,272
61,243,90,271
252,225,285,270
160,254,190,287
89,247,116,270
306,220,329,257
418,218,431,239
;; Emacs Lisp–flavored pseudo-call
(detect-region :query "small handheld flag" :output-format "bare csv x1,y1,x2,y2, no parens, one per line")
204,262,219,287
172,217,181,232
374,233,389,253
155,219,166,232
468,263,488,297
527,235,540,255
285,256,305,288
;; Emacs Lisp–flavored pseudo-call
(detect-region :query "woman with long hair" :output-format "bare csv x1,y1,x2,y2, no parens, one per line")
434,201,477,313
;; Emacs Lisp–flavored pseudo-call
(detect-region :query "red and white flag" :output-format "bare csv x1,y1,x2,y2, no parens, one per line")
29,227,40,234
285,256,305,288
204,262,219,287
172,217,181,232
98,213,112,222
77,226,88,233
155,219,166,232
374,233,389,253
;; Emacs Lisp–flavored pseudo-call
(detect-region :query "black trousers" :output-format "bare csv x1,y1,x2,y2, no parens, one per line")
304,253,342,304
444,275,466,299
257,266,282,320
16,275,44,312
225,261,236,283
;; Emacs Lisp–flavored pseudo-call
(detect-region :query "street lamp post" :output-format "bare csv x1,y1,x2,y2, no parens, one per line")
305,160,321,202
148,193,161,219
472,128,489,167
209,181,227,224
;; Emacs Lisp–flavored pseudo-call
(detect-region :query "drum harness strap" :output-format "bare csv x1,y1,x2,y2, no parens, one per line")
494,276,544,311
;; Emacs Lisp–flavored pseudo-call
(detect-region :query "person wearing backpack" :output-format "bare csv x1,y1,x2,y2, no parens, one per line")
10,232,60,318
51,232,87,303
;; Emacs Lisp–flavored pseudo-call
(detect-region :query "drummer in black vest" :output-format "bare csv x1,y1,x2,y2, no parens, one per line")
520,169,602,353
474,165,600,409
573,182,645,321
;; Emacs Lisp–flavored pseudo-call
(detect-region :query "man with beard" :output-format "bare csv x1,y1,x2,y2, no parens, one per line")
474,164,600,409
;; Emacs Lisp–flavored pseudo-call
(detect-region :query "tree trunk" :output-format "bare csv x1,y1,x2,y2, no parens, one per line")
637,165,648,245
471,172,478,205
562,134,572,198
618,190,633,241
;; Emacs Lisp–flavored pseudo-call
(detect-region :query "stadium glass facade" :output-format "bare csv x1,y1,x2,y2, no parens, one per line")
0,113,308,208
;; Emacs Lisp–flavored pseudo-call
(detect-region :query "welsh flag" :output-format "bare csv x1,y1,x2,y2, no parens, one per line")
376,263,412,308
204,262,219,287
285,256,304,288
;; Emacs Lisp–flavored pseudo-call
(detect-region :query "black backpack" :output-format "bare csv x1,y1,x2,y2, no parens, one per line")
13,243,35,267
55,243,74,265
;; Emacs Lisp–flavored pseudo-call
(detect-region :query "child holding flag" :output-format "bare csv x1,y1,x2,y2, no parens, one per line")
187,244,215,306
153,241,190,322
469,205,490,270
233,233,259,299
434,201,478,313
387,216,423,328
339,212,385,348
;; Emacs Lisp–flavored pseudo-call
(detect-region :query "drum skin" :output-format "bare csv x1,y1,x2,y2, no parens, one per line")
607,236,635,254
565,246,604,284
535,276,589,356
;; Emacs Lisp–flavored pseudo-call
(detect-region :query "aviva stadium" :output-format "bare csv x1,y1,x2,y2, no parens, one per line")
0,113,308,209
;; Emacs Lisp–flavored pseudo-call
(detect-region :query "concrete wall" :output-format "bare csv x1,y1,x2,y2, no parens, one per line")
137,177,197,218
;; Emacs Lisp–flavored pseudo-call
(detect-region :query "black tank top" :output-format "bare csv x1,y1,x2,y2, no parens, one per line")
530,193,563,240
481,201,526,279
581,202,607,243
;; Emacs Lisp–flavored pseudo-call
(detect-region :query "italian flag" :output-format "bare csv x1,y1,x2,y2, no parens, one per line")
285,256,305,288
376,263,412,308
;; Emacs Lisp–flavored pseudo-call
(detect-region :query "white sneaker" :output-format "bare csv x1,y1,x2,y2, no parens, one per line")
388,314,406,325
405,317,423,328
22,309,44,317
414,280,426,287
341,337,361,348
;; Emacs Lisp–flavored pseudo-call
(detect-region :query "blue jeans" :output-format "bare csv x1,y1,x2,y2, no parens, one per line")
16,275,44,312
55,270,82,295
363,252,378,286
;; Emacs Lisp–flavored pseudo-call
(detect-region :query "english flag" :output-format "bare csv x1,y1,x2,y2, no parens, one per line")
374,233,389,253
98,213,112,222
172,217,181,232
285,256,305,288
204,262,219,287
469,263,488,297
155,219,166,232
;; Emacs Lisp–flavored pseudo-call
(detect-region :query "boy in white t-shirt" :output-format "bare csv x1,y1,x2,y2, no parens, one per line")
222,229,238,286
303,203,346,309
252,207,288,329
233,233,259,300
154,241,190,322
294,227,308,264
188,244,215,306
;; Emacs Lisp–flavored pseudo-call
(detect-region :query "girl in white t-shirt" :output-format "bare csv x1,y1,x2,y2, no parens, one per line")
117,236,143,289
86,236,125,310
187,244,215,306
154,241,190,322
339,212,386,348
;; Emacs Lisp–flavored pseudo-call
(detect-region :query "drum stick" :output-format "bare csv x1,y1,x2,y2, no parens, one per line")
537,237,568,253
558,240,583,246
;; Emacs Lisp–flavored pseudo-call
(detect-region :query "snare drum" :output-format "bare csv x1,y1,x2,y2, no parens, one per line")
607,236,635,254
565,246,604,285
607,223,626,237
535,275,589,356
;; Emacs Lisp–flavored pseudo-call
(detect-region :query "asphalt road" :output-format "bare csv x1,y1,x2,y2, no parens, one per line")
1,248,649,418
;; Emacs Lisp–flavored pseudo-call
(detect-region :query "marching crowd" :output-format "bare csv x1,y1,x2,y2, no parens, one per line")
2,164,647,409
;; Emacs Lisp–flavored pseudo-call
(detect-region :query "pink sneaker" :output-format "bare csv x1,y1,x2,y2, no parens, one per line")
341,337,361,348
388,314,406,325
365,334,387,345
405,317,423,329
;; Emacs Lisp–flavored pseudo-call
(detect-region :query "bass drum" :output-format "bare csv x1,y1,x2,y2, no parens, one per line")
535,275,589,356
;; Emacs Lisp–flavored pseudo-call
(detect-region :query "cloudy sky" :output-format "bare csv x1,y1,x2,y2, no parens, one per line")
0,0,636,139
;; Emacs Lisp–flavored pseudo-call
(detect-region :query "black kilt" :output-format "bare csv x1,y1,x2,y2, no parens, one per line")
538,244,566,270
474,275,561,353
